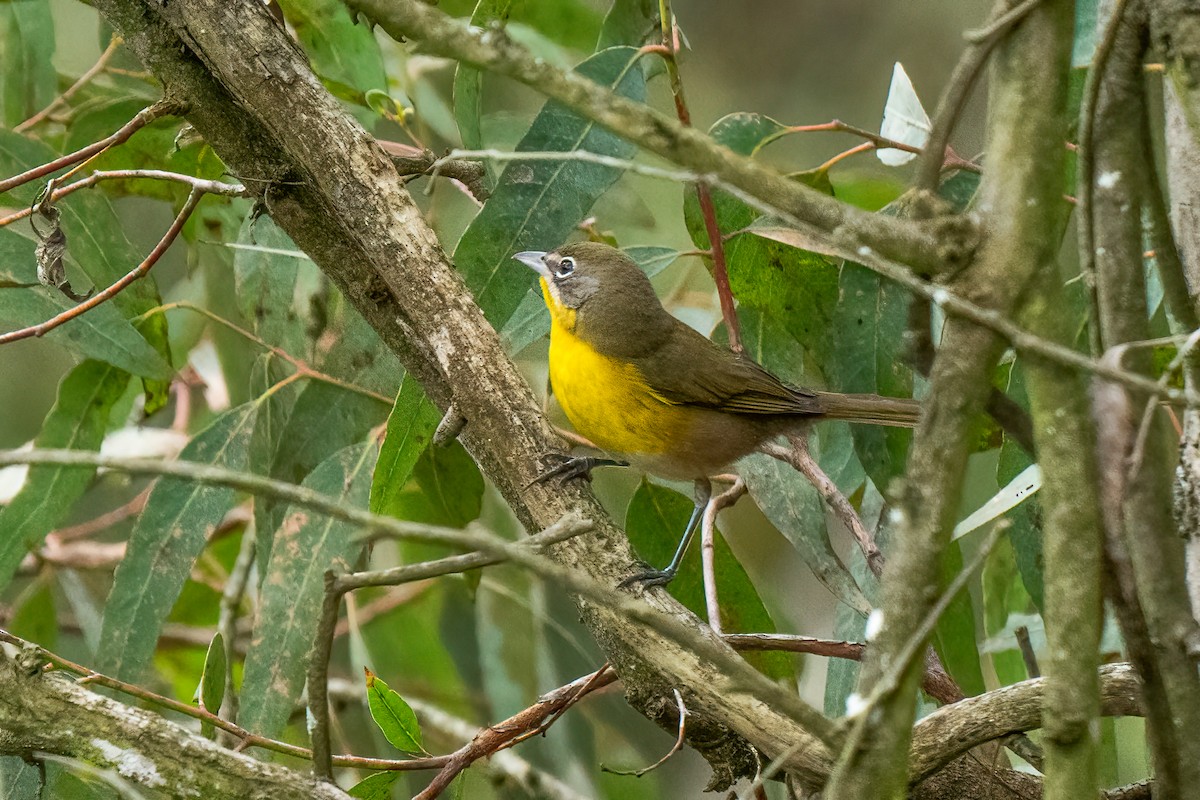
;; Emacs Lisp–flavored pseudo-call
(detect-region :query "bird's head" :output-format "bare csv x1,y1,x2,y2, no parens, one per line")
513,242,663,337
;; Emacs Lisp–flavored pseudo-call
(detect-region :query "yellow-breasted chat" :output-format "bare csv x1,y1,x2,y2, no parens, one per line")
514,242,918,586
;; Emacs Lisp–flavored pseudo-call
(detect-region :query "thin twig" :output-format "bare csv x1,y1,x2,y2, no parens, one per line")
14,36,124,133
1077,0,1135,356
762,435,883,576
0,189,203,346
700,478,746,632
0,99,185,196
601,688,686,777
914,0,1040,193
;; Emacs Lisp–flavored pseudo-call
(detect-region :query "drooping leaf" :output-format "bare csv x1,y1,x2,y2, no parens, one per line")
364,667,425,754
500,244,680,355
981,534,1032,688
624,481,792,680
232,214,320,357
239,442,376,740
453,46,646,326
998,362,1044,610
930,539,986,697
453,0,512,160
386,441,485,562
0,0,55,128
97,402,258,681
254,308,397,567
741,454,870,616
823,260,913,490
8,577,57,651
0,361,129,589
1073,0,1100,68
197,632,226,738
370,375,442,518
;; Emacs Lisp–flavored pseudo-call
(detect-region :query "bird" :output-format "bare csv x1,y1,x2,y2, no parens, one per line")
513,241,918,587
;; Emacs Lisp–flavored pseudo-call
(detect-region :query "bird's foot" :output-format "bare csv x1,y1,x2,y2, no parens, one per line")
618,566,677,590
526,453,628,487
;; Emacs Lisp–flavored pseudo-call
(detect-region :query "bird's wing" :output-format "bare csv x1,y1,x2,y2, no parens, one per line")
634,322,823,416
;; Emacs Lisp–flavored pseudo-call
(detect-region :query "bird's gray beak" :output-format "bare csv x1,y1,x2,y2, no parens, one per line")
513,251,551,279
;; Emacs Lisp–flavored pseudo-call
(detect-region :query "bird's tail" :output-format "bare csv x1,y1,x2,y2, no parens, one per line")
814,391,920,428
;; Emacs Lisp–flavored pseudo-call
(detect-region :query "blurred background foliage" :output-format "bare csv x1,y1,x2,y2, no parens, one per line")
0,0,1152,797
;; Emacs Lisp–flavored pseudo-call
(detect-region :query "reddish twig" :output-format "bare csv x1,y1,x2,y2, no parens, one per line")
650,1,740,351
414,665,617,800
0,99,184,196
14,36,124,134
0,188,202,346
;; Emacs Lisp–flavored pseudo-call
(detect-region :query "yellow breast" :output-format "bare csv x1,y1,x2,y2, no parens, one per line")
542,281,685,458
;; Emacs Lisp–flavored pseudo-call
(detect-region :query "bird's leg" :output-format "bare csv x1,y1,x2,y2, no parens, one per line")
620,478,712,589
527,452,629,487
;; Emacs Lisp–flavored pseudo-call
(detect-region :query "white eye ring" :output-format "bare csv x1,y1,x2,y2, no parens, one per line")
554,256,575,278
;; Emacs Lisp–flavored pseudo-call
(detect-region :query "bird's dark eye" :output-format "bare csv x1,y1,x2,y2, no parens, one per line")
554,257,576,279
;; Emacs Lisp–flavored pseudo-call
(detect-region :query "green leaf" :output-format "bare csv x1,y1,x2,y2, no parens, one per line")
453,46,646,327
199,632,226,713
453,0,513,157
386,442,485,551
0,361,129,590
348,771,400,800
741,454,870,615
97,402,258,681
998,362,1044,610
370,376,442,517
624,481,792,680
930,538,986,697
824,548,873,716
981,534,1032,687
500,245,680,355
232,215,320,356
598,0,658,49
733,309,870,612
0,230,173,380
8,578,57,650
239,442,376,739
364,667,424,754
823,260,913,490
278,0,387,109
0,0,55,128
254,309,397,567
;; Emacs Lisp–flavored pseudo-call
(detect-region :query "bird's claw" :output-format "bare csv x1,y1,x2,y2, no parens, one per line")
618,567,676,590
526,453,629,488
